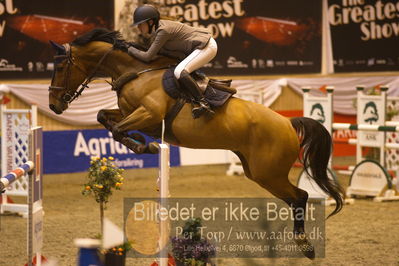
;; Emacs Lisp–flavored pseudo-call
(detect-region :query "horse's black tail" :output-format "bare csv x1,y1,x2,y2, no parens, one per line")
291,117,344,218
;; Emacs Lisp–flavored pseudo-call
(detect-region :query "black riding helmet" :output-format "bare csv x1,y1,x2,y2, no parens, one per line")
132,5,160,33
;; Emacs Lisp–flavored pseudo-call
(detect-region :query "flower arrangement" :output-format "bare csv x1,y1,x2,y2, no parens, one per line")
104,241,133,266
92,232,132,264
82,157,132,265
171,218,216,266
82,156,124,233
108,242,133,256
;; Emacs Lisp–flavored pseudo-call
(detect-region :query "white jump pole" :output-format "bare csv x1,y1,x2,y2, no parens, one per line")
0,127,43,265
1,103,37,216
0,162,34,198
158,120,170,266
28,127,44,266
0,161,36,265
332,123,399,132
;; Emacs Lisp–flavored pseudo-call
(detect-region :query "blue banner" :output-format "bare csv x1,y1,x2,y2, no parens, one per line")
43,129,180,174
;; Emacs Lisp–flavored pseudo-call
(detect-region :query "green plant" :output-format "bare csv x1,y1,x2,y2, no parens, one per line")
387,103,399,121
93,233,132,258
82,156,124,232
365,86,381,95
108,241,133,256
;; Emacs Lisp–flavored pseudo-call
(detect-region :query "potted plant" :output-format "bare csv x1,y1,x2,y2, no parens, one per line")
171,218,216,266
104,242,132,266
82,156,130,266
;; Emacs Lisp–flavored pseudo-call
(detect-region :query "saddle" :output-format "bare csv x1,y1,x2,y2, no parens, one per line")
162,67,236,106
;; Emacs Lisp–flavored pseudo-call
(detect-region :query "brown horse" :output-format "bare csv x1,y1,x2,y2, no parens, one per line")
48,29,343,259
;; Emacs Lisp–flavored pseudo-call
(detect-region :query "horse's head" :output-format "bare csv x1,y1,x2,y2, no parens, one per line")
48,40,89,114
48,28,176,115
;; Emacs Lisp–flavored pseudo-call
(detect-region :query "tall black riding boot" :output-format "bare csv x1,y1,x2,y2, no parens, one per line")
178,71,215,119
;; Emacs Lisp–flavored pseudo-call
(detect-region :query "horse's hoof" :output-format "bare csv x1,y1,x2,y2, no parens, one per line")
294,233,315,260
147,142,160,154
121,138,145,154
129,132,146,145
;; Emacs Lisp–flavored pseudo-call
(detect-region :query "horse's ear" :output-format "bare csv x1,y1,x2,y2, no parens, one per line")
49,40,66,54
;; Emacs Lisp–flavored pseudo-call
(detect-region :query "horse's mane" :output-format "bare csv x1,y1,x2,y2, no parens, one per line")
71,28,146,52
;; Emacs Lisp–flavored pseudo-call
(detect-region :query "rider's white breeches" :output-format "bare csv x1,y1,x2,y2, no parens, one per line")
174,37,217,79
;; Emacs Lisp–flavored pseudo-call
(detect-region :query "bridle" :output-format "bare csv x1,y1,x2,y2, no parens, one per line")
49,43,114,104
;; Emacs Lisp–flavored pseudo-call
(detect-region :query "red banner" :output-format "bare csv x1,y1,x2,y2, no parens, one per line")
0,0,114,79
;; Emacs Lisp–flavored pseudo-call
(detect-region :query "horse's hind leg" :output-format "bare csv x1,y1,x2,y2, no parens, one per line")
255,170,315,259
233,151,253,178
254,170,309,234
245,141,315,259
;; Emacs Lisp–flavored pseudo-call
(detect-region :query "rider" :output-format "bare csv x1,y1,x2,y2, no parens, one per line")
127,5,217,119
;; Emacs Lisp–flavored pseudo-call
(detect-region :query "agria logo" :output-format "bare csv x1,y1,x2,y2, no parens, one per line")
310,103,326,124
363,101,379,124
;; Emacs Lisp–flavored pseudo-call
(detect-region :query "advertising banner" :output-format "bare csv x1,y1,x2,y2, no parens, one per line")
0,0,114,79
328,0,399,72
43,129,180,174
164,0,322,75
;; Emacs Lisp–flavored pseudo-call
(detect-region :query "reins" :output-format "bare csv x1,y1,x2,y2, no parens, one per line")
49,43,114,104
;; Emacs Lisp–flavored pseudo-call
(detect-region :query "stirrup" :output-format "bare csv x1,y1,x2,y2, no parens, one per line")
191,103,214,119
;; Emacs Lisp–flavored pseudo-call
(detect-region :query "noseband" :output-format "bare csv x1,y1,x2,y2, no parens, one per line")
49,43,114,104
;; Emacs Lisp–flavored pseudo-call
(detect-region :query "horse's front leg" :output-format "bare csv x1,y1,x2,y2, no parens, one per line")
112,105,162,154
97,109,158,154
97,109,123,131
